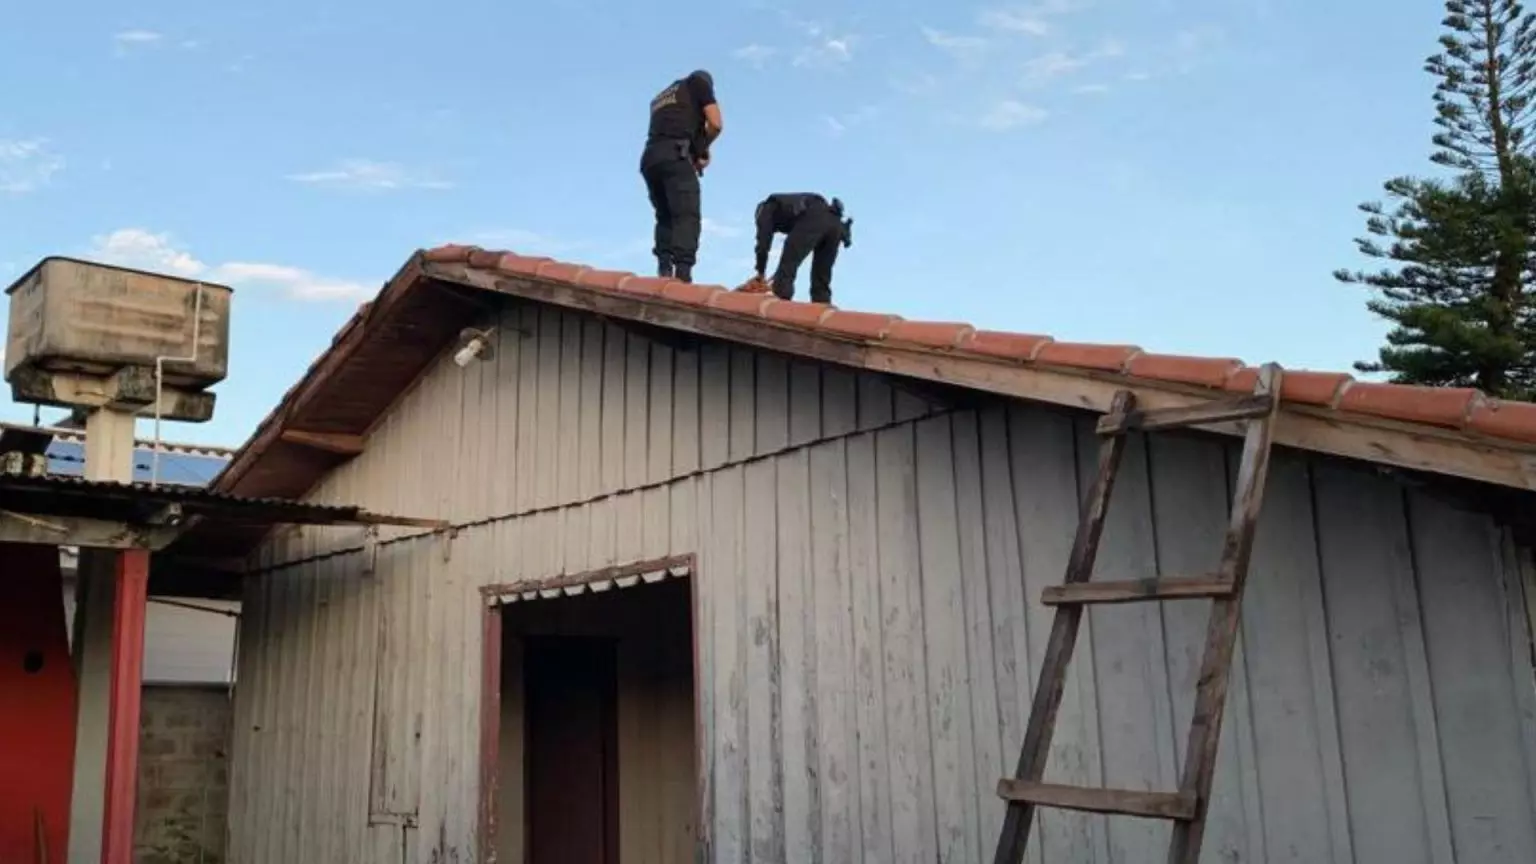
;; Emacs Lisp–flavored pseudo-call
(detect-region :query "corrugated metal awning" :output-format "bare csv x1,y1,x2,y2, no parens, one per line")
484,555,693,606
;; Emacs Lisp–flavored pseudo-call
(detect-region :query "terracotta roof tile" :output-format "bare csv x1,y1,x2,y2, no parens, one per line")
764,300,834,328
709,291,776,316
423,244,474,263
1035,341,1141,372
405,243,1536,449
886,321,975,349
614,275,671,297
821,310,901,340
572,268,633,292
467,249,504,268
1224,368,1352,407
961,330,1053,360
494,253,550,278
1127,353,1243,388
661,281,720,306
534,261,588,283
1336,382,1481,428
1469,399,1536,444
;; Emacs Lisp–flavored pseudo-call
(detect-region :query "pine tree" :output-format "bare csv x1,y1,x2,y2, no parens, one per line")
1335,0,1536,399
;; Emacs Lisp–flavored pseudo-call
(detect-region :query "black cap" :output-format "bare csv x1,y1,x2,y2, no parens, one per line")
691,69,714,87
830,197,845,217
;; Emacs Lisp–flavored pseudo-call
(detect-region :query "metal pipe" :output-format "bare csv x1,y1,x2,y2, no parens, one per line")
149,284,206,488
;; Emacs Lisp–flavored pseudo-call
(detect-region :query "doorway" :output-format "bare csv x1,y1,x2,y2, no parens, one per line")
486,562,701,864
523,637,619,864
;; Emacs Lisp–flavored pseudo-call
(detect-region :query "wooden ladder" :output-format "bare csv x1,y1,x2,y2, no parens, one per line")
991,363,1284,864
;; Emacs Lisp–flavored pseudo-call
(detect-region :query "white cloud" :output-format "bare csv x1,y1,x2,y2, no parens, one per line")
978,9,1050,36
85,229,373,302
114,30,163,44
701,218,743,239
979,99,1049,130
1126,70,1151,82
1022,50,1089,84
978,0,1087,36
733,44,777,68
923,27,990,66
0,139,64,194
1074,83,1111,94
778,12,858,68
794,34,855,68
1020,38,1124,87
89,229,205,277
286,159,452,191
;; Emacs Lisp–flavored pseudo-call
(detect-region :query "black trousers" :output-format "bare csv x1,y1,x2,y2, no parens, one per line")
771,201,841,304
640,140,701,279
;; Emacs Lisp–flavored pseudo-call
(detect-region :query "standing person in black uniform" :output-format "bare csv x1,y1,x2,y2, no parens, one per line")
753,193,853,304
641,69,723,283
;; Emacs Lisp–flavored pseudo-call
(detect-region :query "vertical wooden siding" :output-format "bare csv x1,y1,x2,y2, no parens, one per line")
228,299,1536,864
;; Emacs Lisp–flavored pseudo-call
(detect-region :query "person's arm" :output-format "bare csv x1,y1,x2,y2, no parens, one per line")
689,73,723,144
754,200,774,276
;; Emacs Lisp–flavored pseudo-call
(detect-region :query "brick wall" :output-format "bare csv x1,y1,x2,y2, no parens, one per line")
134,686,231,864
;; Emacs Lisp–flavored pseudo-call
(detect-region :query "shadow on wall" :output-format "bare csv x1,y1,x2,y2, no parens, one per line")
0,542,77,864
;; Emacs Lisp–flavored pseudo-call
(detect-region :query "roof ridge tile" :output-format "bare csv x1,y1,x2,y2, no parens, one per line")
400,242,1536,450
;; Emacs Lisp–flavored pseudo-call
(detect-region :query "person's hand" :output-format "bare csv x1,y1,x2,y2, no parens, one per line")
694,152,711,175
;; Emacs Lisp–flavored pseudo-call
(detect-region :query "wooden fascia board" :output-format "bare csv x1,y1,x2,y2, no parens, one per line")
278,429,367,457
433,261,1536,493
212,253,428,495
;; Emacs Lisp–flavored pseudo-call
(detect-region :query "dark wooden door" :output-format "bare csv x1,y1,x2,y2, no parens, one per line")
524,637,619,864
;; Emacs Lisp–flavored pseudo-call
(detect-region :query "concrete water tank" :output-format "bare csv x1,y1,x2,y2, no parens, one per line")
4,257,232,391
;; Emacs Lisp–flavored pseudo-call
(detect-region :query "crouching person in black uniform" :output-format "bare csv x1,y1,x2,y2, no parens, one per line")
753,193,853,304
640,69,722,283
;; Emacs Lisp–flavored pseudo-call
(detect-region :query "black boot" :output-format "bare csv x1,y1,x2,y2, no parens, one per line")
673,264,693,284
657,258,674,279
771,275,794,301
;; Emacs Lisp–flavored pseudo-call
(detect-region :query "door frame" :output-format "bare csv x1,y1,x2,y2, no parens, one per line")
477,553,704,864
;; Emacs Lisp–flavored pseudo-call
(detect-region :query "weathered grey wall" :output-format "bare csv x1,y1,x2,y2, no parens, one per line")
135,686,231,864
227,298,1536,864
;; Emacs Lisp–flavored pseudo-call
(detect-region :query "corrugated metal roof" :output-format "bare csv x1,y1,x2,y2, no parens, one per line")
0,472,441,528
44,438,231,486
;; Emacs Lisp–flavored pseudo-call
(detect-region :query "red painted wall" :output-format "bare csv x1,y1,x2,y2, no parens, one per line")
0,542,77,864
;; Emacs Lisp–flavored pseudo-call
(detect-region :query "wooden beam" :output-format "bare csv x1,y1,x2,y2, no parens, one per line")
1096,395,1273,435
429,263,1536,493
1042,577,1235,607
279,428,367,456
996,780,1196,821
0,510,181,550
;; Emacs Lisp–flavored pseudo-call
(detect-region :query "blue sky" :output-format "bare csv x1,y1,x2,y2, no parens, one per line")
1,0,1448,447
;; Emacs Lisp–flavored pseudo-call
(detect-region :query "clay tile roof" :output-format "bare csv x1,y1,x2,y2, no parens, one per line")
205,243,1536,528
424,243,1536,446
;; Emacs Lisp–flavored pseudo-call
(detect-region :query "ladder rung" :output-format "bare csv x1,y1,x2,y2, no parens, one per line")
1097,395,1274,435
997,779,1197,820
1042,577,1235,607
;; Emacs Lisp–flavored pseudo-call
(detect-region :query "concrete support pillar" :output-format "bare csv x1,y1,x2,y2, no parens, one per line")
66,553,115,864
83,410,136,484
67,407,144,864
